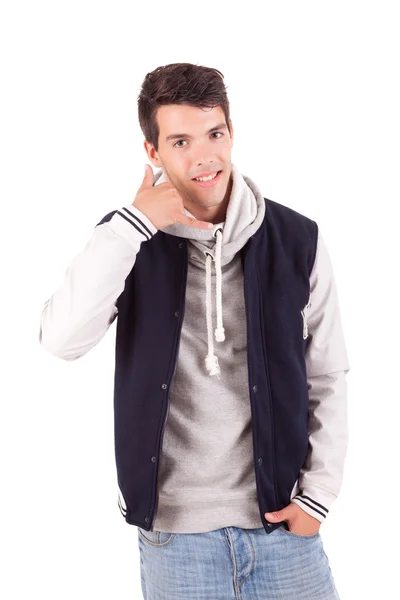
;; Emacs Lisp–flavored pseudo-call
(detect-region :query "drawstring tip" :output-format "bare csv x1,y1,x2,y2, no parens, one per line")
215,327,225,342
205,354,221,378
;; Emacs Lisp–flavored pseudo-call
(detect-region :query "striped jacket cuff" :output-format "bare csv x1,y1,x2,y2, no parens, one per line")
290,487,336,524
108,203,158,245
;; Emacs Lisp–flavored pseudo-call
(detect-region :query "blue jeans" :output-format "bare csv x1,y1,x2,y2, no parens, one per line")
137,524,341,599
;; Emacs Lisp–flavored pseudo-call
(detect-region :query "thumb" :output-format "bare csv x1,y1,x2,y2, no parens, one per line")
265,505,292,522
138,164,155,190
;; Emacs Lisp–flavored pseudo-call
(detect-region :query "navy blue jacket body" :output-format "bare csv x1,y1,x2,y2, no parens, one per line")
96,197,318,536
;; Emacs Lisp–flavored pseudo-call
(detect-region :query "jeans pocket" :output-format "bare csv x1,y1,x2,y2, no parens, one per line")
278,522,320,539
138,527,176,547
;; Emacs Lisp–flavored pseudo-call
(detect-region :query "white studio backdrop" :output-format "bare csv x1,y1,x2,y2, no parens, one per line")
1,1,399,598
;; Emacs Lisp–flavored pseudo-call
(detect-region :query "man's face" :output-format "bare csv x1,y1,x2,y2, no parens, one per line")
144,103,234,222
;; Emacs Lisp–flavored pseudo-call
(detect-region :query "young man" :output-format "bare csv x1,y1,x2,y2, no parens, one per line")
39,62,350,599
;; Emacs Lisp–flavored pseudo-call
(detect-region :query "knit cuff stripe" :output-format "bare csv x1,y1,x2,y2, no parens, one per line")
117,207,154,240
293,495,329,517
118,495,127,517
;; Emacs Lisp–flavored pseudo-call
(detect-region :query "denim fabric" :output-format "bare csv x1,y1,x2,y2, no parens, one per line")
137,524,341,599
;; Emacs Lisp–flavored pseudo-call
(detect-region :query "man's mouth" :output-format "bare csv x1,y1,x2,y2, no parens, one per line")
192,170,222,188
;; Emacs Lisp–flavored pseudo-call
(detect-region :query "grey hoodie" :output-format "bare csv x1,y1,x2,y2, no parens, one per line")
155,162,266,378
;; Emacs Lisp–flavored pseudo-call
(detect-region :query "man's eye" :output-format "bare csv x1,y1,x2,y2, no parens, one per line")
173,132,223,148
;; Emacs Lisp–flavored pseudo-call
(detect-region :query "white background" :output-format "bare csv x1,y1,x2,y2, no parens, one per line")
1,1,399,598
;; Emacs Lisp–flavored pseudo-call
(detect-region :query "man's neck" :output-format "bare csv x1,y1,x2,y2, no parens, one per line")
184,176,233,225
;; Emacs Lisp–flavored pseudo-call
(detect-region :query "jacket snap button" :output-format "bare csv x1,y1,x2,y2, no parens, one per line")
151,456,156,462
253,385,258,393
174,311,180,317
161,383,167,389
145,517,149,523
258,457,263,465
178,242,184,248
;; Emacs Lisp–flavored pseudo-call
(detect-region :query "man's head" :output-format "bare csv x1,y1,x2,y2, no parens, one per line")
138,63,234,223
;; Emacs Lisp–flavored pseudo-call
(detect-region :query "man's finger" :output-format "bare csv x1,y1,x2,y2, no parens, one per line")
176,213,214,230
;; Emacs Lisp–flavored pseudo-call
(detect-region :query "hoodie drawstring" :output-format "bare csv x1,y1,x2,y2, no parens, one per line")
204,227,225,377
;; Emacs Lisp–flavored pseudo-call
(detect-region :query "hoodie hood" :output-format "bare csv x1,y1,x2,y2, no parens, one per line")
154,162,266,377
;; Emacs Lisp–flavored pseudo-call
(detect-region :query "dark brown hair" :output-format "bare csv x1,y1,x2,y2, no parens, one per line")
137,62,231,152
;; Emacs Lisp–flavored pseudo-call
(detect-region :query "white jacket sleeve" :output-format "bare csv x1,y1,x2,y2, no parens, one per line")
39,204,158,360
290,228,351,523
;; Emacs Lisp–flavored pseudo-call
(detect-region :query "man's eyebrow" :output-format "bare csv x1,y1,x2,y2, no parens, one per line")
165,122,228,142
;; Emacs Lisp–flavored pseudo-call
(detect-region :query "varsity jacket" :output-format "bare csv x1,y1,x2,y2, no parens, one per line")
39,166,351,536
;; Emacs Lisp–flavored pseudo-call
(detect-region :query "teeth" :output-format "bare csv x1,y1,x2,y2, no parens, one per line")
195,171,219,182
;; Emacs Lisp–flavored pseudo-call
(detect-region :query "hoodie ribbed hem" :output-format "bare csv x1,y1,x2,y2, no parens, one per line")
152,493,262,533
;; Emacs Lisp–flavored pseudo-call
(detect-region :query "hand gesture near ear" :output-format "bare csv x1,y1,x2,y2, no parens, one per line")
133,164,213,232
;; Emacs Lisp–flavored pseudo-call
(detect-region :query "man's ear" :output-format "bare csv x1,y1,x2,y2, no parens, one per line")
143,139,162,170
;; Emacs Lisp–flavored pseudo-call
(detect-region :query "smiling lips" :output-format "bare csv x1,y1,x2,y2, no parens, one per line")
192,170,222,188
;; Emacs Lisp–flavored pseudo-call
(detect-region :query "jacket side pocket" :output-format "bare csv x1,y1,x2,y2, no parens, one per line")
301,293,312,340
